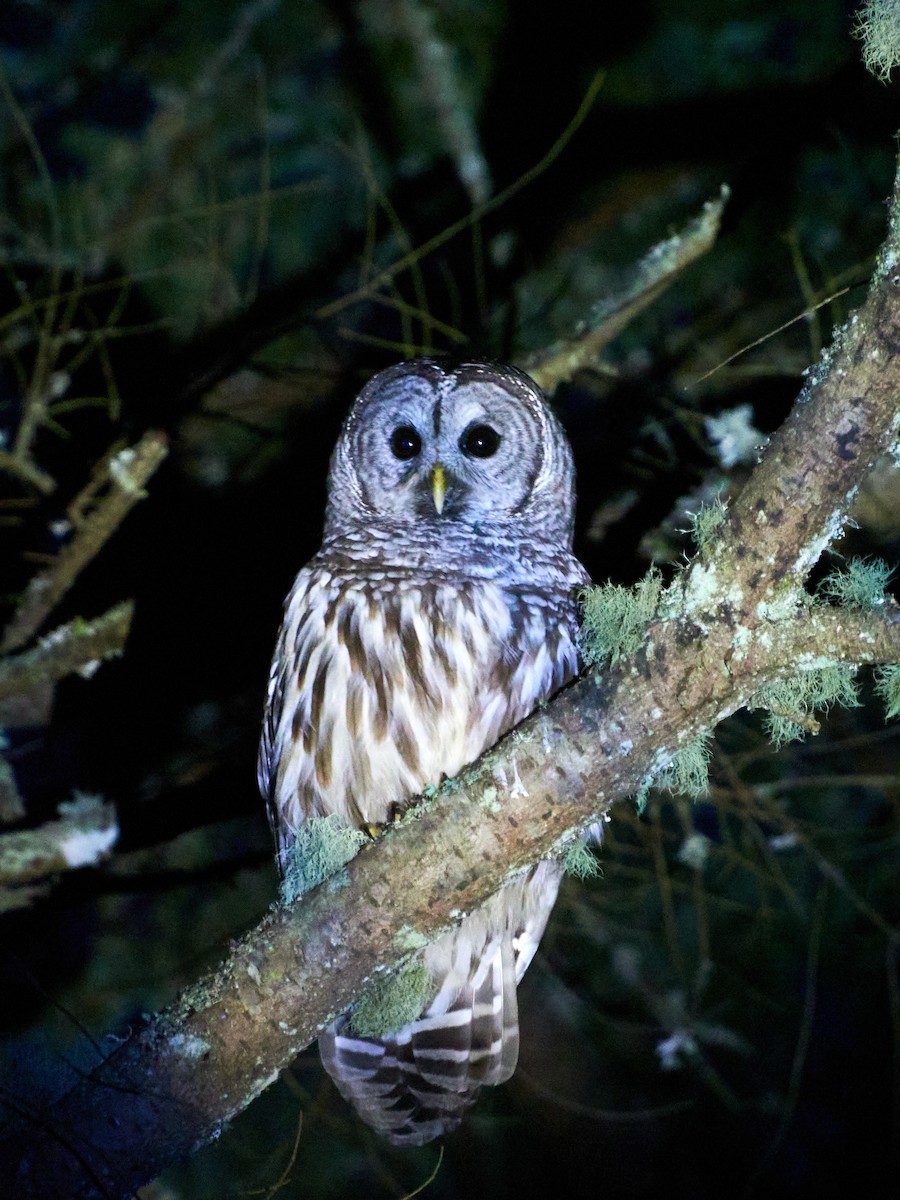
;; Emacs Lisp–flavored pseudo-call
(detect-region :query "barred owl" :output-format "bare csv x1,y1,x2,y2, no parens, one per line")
258,359,589,1145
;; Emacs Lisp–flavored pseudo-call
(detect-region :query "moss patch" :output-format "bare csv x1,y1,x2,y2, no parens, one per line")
874,664,900,720
281,815,367,904
561,840,601,880
579,569,663,668
350,960,433,1039
818,556,893,610
752,665,860,748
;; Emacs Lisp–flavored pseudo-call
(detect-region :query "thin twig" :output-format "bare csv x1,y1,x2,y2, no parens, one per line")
315,71,605,323
1,432,167,654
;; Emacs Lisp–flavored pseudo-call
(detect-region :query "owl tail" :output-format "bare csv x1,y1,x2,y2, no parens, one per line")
318,861,562,1146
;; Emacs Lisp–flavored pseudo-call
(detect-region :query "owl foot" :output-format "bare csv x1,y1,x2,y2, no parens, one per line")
361,801,411,840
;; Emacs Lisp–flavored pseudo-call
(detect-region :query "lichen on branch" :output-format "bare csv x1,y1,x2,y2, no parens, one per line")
0,601,134,704
522,186,730,392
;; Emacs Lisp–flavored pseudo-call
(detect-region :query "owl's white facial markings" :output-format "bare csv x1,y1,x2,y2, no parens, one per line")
331,362,556,536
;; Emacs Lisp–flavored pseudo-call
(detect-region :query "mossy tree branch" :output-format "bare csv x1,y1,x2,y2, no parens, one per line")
0,601,134,703
7,160,900,1200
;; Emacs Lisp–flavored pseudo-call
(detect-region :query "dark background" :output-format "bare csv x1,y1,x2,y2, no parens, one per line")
1,2,900,1197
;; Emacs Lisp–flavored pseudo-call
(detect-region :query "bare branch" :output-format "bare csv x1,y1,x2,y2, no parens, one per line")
522,186,729,391
0,446,56,494
1,432,167,654
386,0,492,207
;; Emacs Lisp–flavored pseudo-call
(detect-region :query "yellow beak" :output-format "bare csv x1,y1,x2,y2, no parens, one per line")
431,464,447,515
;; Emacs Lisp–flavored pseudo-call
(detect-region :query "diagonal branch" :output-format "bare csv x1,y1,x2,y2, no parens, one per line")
522,185,730,392
7,158,900,1200
0,431,167,655
0,601,134,703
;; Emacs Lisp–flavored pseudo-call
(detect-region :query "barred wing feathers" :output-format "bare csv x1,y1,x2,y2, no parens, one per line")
319,862,562,1146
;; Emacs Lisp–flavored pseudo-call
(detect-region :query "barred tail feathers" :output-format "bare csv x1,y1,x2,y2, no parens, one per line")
318,861,562,1145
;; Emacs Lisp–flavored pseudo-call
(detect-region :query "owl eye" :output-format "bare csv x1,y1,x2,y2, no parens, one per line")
389,425,422,460
460,423,501,459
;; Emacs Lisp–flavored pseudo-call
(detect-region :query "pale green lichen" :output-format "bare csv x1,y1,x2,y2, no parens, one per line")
676,832,712,871
674,557,744,619
817,556,893,610
704,404,765,468
281,815,367,904
579,569,663,668
394,786,441,828
754,589,809,623
853,1,900,81
561,840,601,880
687,496,729,558
350,959,433,1039
655,732,713,800
730,623,753,662
395,924,430,952
169,1033,211,1059
479,784,501,814
636,733,713,811
874,664,900,720
752,665,861,748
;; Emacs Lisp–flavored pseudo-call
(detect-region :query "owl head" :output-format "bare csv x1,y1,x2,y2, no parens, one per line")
324,360,577,547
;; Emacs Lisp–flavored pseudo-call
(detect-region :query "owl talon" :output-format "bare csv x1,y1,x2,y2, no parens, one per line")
362,804,405,838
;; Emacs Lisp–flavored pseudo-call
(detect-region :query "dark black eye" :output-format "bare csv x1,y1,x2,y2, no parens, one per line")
460,424,501,459
390,425,422,460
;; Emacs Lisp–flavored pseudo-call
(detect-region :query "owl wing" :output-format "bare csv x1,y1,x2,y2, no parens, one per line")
319,860,563,1145
257,635,283,850
257,564,322,873
258,561,407,866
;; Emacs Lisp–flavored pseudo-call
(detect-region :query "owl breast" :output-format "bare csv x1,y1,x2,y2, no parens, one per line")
260,561,580,862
